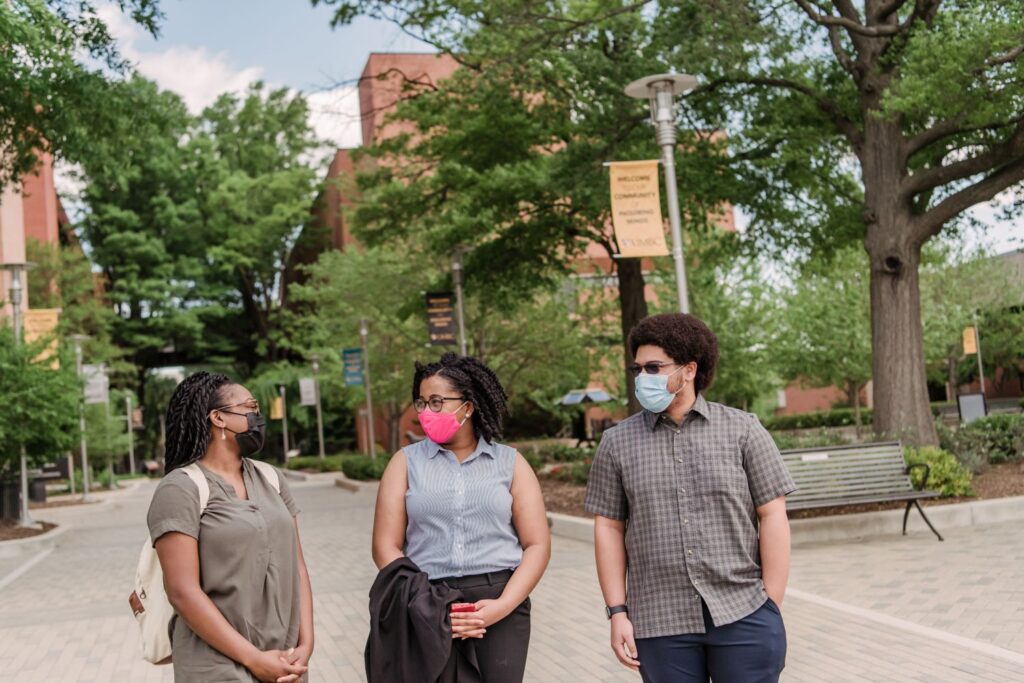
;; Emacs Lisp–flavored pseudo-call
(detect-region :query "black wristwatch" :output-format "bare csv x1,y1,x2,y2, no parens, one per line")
606,604,628,619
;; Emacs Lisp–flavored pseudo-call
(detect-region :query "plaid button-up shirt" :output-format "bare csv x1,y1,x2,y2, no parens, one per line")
584,394,796,638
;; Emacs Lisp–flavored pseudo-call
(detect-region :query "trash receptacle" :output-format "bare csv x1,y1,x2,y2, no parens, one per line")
0,481,19,521
29,478,47,504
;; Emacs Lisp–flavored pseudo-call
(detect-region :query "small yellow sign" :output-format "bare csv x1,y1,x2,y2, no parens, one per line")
270,396,284,420
24,308,61,368
963,326,977,355
608,160,670,257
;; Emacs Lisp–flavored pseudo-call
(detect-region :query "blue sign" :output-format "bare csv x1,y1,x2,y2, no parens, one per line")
342,348,364,386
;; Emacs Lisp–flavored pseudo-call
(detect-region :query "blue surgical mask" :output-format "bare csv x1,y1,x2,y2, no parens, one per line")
634,366,685,413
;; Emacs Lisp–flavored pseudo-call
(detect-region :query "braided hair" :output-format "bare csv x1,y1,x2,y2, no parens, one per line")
413,353,509,444
163,371,235,473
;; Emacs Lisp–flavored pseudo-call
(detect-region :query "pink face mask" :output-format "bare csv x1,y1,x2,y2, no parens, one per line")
418,402,468,444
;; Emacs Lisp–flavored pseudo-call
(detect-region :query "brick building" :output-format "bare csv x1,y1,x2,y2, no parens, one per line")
0,152,70,321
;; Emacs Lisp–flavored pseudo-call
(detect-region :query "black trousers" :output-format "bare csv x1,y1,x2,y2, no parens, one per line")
433,570,531,683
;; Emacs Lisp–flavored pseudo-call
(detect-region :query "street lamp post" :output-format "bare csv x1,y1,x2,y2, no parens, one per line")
125,393,135,475
310,354,326,459
359,319,377,459
71,334,92,502
451,249,468,356
625,73,698,314
3,262,37,527
280,385,290,460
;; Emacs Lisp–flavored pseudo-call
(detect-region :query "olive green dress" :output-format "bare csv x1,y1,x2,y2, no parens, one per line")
147,458,302,682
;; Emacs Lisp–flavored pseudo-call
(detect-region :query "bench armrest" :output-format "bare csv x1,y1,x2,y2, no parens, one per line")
905,463,931,491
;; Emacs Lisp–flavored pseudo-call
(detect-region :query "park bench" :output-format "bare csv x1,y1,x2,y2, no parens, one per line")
781,441,944,541
27,462,64,503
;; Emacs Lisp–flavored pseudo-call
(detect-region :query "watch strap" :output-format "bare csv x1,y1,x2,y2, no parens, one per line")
606,604,628,619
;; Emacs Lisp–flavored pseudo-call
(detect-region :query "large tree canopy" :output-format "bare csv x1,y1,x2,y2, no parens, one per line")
0,0,161,188
321,0,1024,444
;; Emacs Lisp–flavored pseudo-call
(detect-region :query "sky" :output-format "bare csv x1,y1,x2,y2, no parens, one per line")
96,0,430,148
68,2,1021,255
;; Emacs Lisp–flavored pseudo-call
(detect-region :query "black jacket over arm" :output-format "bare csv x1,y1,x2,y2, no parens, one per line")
365,556,479,683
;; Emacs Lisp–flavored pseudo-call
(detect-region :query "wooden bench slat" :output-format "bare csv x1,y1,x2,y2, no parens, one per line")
787,491,940,510
789,474,907,483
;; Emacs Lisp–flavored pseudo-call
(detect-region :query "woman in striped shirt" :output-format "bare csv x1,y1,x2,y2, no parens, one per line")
372,353,551,682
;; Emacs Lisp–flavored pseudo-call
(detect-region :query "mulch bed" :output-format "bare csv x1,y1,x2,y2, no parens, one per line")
29,496,101,510
540,460,1024,520
0,520,58,542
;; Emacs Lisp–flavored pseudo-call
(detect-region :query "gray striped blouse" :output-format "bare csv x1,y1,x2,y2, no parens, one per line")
403,437,524,579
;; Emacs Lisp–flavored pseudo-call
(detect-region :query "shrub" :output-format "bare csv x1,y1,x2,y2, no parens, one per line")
537,444,595,463
521,449,543,472
939,414,1024,467
341,454,392,481
548,462,592,486
284,454,365,473
935,422,987,473
771,429,848,451
904,447,974,498
763,407,874,431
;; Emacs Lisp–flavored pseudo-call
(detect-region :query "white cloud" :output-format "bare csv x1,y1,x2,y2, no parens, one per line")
305,86,362,148
97,4,262,113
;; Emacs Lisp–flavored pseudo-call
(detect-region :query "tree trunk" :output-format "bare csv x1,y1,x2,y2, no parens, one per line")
861,104,938,447
847,380,863,441
865,236,938,446
946,347,959,402
388,402,402,454
616,258,649,415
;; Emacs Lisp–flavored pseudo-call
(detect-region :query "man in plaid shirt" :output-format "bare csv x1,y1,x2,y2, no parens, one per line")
585,313,796,683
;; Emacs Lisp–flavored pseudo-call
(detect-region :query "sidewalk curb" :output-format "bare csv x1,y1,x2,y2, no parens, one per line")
281,469,307,482
547,495,1024,546
334,475,380,494
0,523,71,560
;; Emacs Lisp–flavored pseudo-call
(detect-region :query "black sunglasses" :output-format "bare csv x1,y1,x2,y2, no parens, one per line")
628,362,680,378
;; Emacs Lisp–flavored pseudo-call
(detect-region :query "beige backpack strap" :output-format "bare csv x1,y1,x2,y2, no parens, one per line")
248,458,281,494
180,463,210,513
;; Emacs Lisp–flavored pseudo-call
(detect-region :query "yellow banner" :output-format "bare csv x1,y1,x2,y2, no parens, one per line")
608,160,669,257
24,308,61,368
270,396,284,420
963,326,977,355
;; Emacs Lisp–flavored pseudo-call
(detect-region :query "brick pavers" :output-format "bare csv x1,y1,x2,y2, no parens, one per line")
1,477,1021,681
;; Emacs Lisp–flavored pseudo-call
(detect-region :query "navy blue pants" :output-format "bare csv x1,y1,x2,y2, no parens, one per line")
635,599,786,683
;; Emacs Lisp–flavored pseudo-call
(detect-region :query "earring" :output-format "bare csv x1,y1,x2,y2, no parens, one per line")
221,428,226,441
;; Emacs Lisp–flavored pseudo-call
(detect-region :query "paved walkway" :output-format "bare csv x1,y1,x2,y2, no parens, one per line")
1,477,1022,681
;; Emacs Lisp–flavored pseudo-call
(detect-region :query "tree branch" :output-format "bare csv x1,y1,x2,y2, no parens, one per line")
826,24,860,78
902,122,1024,196
870,0,910,22
912,156,1024,240
906,112,1024,158
988,45,1024,67
694,76,863,148
793,0,898,36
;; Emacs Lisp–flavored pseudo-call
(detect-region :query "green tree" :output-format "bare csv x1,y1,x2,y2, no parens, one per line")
921,245,1024,398
78,80,326,378
322,3,733,414
202,84,324,369
775,247,873,435
84,389,132,488
688,255,780,413
0,0,161,188
77,77,211,383
0,330,79,481
290,244,592,450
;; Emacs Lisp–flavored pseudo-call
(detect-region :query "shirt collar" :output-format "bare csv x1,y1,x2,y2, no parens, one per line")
426,438,495,462
643,394,711,431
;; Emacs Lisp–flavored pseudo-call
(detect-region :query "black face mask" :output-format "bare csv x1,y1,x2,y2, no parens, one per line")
223,411,266,457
